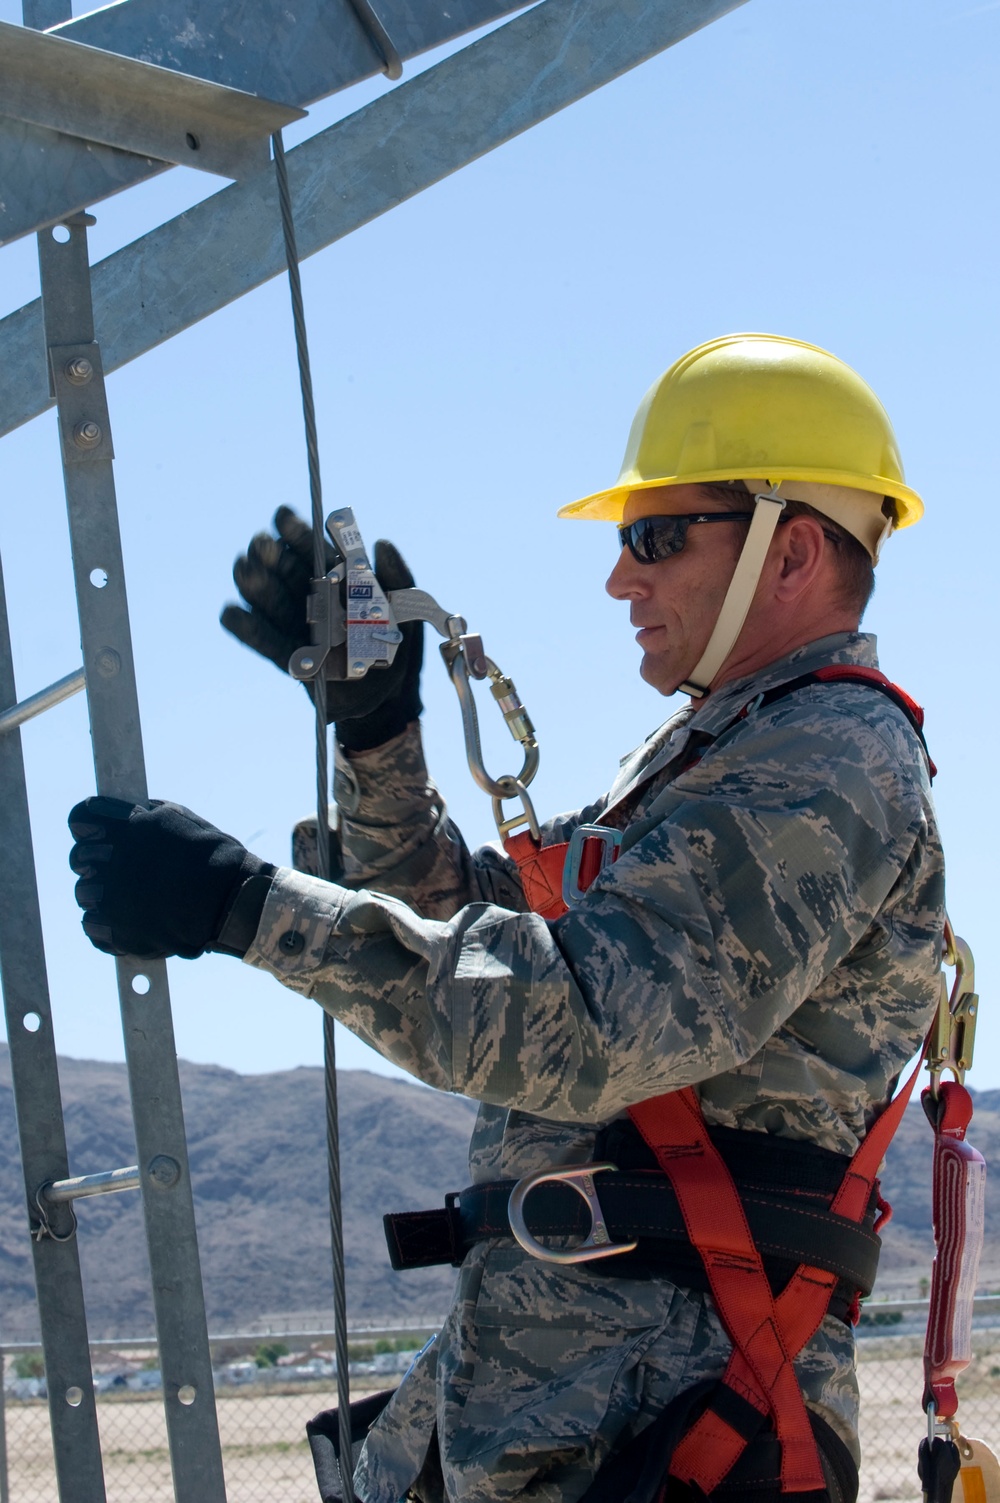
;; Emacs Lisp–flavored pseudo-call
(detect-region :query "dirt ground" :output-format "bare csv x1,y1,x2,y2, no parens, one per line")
4,1382,386,1503
5,1347,999,1502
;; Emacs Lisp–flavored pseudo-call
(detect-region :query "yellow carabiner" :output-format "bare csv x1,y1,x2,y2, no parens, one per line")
927,919,979,1096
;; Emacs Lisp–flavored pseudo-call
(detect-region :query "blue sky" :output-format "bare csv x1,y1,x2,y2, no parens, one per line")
1,0,998,1091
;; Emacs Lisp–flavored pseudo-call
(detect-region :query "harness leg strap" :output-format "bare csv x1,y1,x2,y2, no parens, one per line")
629,1088,826,1494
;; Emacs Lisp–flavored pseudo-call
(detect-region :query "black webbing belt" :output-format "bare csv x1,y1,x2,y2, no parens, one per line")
383,1170,881,1317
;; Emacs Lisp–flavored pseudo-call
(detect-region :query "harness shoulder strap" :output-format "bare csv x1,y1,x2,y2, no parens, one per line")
503,667,935,917
749,666,936,778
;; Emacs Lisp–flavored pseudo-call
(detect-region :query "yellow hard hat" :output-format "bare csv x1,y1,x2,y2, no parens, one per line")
559,334,923,558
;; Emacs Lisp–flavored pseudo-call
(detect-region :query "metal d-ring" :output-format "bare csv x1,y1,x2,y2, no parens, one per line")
507,1163,638,1265
491,778,540,842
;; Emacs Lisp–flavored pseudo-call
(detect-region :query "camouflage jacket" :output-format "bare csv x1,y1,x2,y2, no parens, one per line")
245,631,945,1503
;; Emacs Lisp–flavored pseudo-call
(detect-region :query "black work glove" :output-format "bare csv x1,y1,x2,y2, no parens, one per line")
220,506,423,751
68,796,274,961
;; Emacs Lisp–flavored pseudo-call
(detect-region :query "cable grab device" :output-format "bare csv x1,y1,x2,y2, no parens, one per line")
290,505,542,842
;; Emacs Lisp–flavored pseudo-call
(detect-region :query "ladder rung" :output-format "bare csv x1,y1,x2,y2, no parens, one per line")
0,666,85,735
42,1165,140,1203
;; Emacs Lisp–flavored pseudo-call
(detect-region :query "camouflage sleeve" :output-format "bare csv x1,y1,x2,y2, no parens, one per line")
286,723,523,919
289,721,607,922
245,705,934,1119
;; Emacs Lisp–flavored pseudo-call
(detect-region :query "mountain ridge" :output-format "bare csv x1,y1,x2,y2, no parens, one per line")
0,1046,996,1340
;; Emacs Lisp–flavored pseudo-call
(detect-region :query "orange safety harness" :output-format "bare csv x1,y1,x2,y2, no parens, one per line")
503,667,937,1500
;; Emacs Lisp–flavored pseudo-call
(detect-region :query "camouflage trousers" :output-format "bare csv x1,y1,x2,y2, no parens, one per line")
354,1243,859,1503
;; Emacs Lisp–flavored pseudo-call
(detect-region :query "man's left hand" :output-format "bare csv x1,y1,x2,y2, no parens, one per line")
68,796,273,960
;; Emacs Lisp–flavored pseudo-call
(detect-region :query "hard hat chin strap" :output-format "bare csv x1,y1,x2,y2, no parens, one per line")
678,491,786,699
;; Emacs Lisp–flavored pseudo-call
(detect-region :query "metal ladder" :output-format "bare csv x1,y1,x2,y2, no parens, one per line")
0,196,228,1503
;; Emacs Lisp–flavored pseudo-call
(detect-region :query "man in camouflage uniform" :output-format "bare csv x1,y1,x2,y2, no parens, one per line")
69,334,944,1503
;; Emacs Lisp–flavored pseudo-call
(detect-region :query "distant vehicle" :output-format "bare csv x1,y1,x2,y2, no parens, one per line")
215,1362,261,1386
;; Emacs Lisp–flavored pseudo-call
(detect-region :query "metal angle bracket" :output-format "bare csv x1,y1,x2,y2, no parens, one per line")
0,17,306,180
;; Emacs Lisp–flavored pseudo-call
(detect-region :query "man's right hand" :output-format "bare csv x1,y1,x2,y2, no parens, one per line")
220,506,423,750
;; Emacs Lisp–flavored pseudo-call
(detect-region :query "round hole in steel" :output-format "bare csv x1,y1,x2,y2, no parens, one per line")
51,225,72,244
131,974,151,996
185,133,199,151
89,568,108,589
66,1386,84,1407
22,1012,42,1033
178,1384,196,1406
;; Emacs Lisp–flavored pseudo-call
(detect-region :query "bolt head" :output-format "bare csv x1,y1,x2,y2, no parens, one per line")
73,420,102,450
65,357,93,385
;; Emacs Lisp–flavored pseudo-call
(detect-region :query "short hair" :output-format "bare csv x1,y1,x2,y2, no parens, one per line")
696,482,876,619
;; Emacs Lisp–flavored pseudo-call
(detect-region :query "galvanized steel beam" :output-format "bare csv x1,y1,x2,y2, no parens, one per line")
0,118,167,254
0,0,530,245
37,215,227,1502
0,19,306,180
52,0,525,100
0,0,750,437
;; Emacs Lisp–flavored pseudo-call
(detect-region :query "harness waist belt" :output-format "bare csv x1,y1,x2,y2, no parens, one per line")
383,1170,880,1296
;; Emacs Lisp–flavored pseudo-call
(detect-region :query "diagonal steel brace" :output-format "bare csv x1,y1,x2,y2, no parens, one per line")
0,0,750,439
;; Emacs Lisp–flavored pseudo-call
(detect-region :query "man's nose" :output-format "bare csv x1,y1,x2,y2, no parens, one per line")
606,544,646,600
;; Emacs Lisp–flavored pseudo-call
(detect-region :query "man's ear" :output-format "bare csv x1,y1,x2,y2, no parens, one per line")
772,515,827,601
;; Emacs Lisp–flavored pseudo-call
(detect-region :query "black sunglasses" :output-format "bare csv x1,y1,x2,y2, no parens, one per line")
617,511,755,565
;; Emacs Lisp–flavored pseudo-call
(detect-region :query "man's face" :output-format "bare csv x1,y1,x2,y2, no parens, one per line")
605,484,748,696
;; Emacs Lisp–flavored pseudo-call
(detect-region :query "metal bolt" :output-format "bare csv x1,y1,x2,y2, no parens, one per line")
73,421,102,450
65,357,93,385
147,1155,181,1190
96,648,120,678
351,661,366,675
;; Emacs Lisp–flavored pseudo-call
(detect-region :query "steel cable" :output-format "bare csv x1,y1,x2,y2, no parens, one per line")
272,129,355,1503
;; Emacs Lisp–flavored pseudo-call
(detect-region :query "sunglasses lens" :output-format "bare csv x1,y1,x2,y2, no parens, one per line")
621,517,687,563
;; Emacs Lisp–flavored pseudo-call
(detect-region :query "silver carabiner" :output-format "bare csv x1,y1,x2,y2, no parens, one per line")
507,1163,638,1265
442,638,539,812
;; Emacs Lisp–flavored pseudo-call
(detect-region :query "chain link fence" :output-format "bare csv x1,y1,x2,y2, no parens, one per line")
3,1312,998,1501
855,1318,1000,1503
1,1325,436,1503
